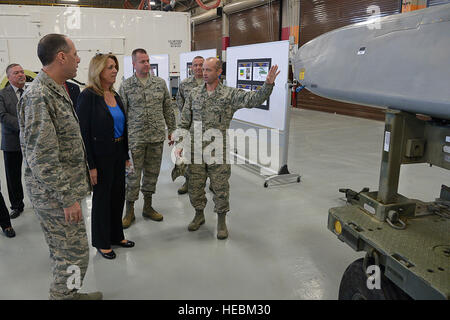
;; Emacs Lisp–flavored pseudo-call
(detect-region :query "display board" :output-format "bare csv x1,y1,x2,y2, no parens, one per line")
150,64,158,77
123,56,133,80
226,41,289,131
186,62,193,78
236,58,272,110
179,49,216,82
149,54,170,90
123,54,170,90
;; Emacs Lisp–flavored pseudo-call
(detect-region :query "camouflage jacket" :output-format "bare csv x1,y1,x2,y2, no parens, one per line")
17,71,91,210
119,74,176,146
180,81,273,134
179,82,274,161
176,76,203,112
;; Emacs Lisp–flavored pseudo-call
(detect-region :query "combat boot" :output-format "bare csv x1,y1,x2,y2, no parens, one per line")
72,291,103,300
188,209,205,231
178,181,188,194
217,213,228,240
122,201,135,229
142,195,163,221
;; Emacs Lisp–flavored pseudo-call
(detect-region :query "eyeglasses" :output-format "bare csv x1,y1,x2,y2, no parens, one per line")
95,52,113,57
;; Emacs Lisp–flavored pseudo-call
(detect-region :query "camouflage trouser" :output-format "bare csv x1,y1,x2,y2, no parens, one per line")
175,107,188,181
126,142,164,201
174,106,182,126
34,206,89,300
188,163,231,214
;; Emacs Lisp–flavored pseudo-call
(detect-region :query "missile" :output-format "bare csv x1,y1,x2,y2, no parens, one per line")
293,4,450,120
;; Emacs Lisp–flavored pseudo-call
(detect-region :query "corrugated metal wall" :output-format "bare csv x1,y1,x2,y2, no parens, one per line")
0,0,126,8
192,18,223,57
297,0,402,121
427,0,450,6
229,0,280,46
192,1,281,57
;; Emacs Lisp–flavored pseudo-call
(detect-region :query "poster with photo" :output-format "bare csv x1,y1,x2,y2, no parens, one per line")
236,58,271,111
252,62,270,82
238,62,252,81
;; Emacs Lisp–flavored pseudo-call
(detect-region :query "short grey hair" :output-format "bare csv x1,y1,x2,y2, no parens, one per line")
6,63,21,75
192,56,204,63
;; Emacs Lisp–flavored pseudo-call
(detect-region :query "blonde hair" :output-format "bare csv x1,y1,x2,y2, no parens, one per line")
87,53,119,96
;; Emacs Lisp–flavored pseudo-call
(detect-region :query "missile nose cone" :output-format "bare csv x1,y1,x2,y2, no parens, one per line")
291,4,450,120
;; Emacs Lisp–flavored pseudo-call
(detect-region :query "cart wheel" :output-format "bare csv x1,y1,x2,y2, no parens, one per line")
338,258,411,300
264,182,268,188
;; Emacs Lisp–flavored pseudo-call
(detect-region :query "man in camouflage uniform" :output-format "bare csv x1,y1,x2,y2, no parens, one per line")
17,34,102,300
175,56,204,195
120,48,176,228
177,57,279,240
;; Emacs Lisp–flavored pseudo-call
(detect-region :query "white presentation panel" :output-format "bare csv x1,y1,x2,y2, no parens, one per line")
226,41,289,131
123,56,133,79
150,54,170,90
179,49,216,82
123,54,170,90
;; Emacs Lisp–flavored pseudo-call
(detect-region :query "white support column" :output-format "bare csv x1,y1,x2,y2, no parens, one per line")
222,1,229,61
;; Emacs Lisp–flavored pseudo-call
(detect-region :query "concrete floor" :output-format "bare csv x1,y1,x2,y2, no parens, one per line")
0,108,448,300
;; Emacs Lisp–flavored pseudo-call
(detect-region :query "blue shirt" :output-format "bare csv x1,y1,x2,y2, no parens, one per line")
107,103,125,138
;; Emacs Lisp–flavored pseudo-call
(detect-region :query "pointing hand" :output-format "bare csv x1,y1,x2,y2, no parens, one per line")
265,65,280,85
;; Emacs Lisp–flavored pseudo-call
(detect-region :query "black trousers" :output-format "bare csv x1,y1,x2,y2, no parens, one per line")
91,140,126,249
0,189,11,230
3,151,24,211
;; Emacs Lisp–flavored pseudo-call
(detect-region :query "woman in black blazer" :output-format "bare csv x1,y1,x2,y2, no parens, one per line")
76,54,134,259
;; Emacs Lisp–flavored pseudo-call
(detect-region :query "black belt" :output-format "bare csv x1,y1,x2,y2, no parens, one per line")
113,136,124,142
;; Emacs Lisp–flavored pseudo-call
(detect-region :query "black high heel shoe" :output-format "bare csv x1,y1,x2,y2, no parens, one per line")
97,248,116,259
115,240,135,248
2,227,16,238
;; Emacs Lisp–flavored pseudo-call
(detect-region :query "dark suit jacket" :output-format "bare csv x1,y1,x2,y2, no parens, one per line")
65,81,81,108
76,88,129,170
0,85,21,151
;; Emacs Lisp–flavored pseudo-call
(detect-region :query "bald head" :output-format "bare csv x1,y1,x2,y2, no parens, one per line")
202,57,222,86
205,57,222,71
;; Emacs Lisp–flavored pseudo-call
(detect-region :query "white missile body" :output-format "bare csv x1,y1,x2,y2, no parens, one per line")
293,4,450,120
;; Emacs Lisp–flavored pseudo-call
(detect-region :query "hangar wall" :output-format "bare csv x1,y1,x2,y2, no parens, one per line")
0,4,190,88
191,0,281,60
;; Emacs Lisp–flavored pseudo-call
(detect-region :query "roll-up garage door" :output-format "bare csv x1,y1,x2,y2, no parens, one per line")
427,0,450,6
192,18,222,58
229,0,281,47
